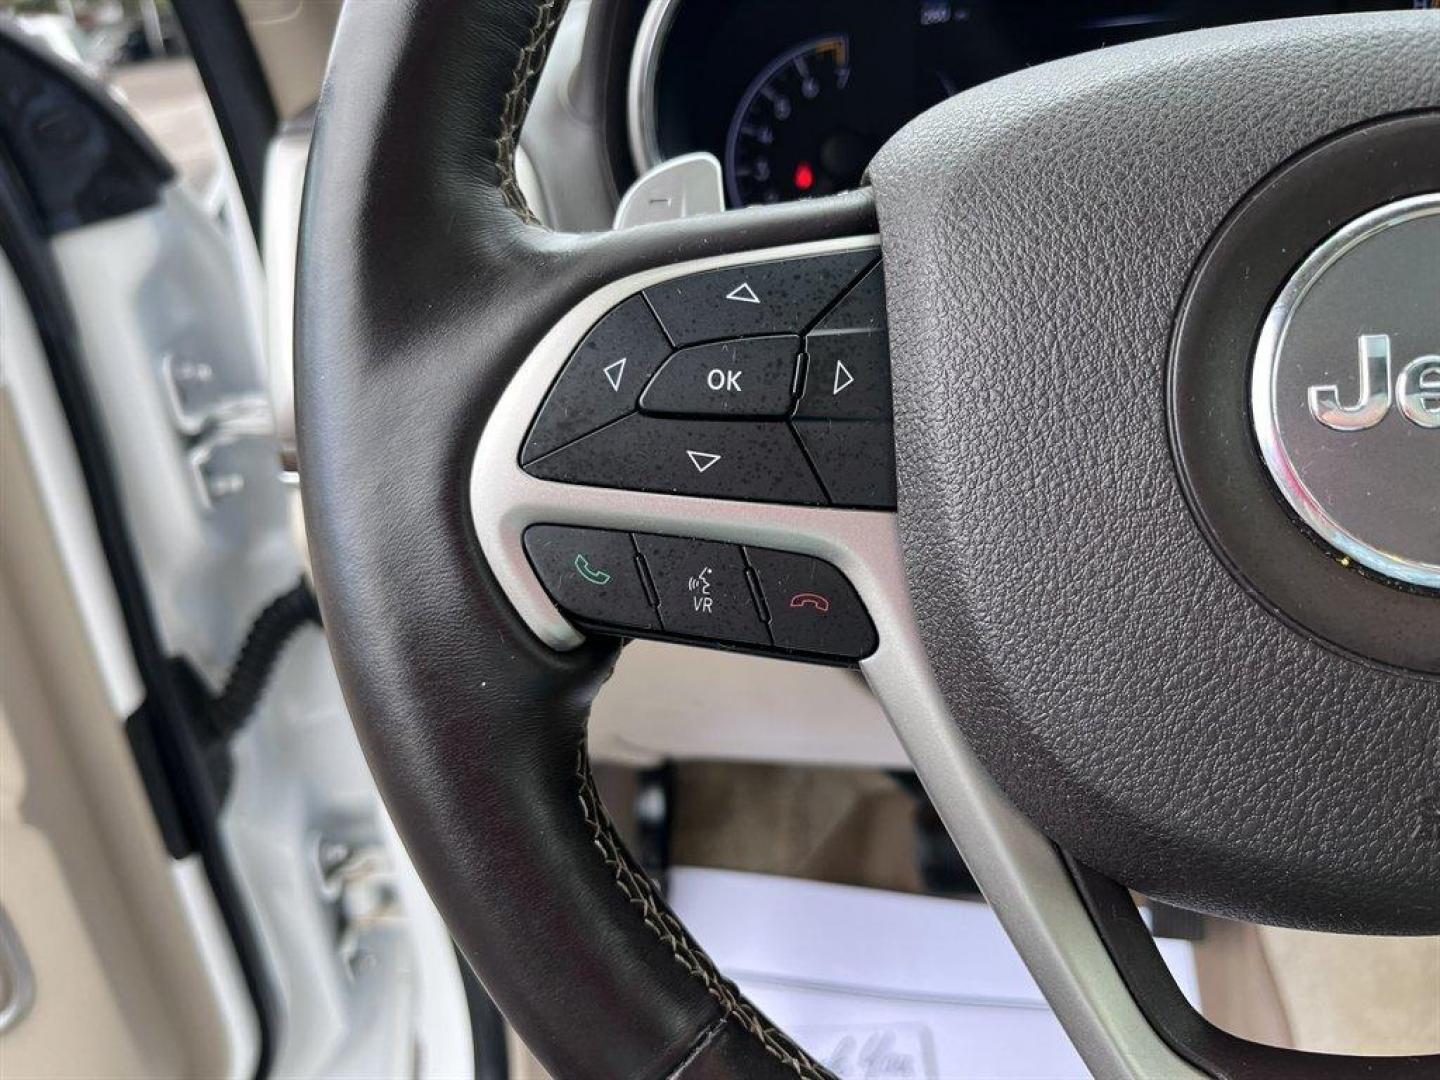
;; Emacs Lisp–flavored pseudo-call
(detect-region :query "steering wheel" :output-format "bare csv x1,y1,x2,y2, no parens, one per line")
296,3,1440,1077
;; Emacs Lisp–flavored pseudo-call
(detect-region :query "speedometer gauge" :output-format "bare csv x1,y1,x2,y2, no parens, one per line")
724,36,875,207
646,1,1424,210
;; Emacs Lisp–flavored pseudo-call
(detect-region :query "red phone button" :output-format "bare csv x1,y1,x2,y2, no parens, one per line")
788,592,831,614
746,548,875,659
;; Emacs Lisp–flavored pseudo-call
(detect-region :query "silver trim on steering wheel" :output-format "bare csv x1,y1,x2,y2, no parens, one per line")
469,235,1201,1079
627,0,685,177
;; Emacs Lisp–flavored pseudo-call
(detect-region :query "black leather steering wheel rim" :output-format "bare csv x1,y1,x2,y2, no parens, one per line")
296,2,871,1075
298,2,1440,1076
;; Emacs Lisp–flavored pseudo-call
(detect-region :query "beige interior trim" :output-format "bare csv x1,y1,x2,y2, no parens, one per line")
0,256,257,1078
589,641,907,768
1192,917,1294,1048
505,1023,553,1080
237,0,343,121
1194,916,1440,1056
1259,927,1440,1056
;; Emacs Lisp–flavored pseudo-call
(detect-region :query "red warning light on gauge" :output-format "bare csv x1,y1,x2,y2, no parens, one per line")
793,161,816,192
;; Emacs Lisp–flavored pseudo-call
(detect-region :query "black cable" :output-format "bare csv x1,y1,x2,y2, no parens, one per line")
204,580,321,739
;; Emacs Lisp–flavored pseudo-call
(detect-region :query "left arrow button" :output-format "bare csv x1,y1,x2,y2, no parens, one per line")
602,357,627,392
522,296,673,463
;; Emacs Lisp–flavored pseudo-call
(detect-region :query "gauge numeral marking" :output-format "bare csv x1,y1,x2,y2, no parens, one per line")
725,34,853,207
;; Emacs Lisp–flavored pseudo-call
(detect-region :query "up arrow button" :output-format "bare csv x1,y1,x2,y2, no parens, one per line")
643,250,878,345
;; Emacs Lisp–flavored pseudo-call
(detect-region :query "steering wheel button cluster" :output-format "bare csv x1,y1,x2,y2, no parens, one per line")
525,413,827,504
634,534,769,645
522,525,659,630
639,336,799,417
745,547,877,658
523,524,877,662
521,296,672,464
643,250,877,345
521,249,895,509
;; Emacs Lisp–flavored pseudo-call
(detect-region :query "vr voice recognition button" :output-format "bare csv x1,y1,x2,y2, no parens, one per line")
633,534,769,646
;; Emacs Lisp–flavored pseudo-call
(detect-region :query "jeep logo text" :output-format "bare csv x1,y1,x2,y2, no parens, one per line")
1307,334,1440,431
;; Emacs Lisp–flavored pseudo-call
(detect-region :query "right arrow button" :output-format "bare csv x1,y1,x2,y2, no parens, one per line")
796,263,891,421
792,262,897,509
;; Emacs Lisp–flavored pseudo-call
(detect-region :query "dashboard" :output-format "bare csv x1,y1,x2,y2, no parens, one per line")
628,0,1428,208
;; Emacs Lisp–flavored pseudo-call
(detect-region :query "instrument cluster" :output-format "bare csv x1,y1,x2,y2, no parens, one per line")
629,0,1428,207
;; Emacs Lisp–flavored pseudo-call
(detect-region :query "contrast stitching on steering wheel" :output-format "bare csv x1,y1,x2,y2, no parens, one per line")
497,0,568,224
498,4,828,1071
577,750,832,1079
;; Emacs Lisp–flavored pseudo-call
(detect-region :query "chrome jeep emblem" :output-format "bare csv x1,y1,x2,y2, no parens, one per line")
1253,194,1440,590
1308,334,1440,431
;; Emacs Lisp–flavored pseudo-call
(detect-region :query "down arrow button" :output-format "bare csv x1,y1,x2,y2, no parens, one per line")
524,415,827,505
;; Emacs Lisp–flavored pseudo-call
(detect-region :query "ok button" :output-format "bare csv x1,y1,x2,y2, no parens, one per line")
639,336,798,418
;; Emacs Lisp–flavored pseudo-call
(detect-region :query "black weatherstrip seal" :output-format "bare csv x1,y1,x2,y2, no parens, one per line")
172,0,279,239
0,154,277,1080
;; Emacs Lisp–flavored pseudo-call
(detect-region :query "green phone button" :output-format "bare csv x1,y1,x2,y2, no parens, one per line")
522,525,659,631
574,554,612,586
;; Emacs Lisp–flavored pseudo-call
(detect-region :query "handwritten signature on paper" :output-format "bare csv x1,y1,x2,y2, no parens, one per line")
818,1025,933,1079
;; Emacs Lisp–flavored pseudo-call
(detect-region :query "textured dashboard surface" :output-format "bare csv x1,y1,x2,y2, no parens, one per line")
872,12,1440,931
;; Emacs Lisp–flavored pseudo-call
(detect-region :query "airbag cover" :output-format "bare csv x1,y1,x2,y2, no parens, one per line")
870,13,1440,931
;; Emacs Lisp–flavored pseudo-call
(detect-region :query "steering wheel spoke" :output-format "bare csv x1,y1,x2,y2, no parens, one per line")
472,221,1214,1078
